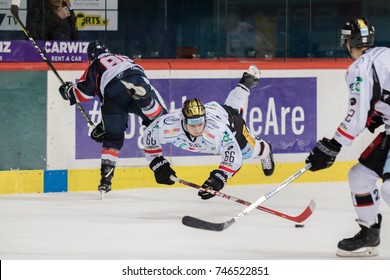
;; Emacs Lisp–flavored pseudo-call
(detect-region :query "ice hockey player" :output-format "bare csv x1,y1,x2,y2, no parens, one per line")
305,18,390,257
59,40,167,195
143,64,275,200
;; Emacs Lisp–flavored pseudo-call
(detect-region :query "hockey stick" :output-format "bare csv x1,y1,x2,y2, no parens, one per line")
170,176,315,223
182,163,312,231
10,1,95,127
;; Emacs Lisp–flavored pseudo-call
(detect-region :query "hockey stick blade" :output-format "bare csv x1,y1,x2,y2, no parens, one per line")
182,216,233,231
181,164,311,231
171,176,316,223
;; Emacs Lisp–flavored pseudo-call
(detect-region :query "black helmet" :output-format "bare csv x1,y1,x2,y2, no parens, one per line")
341,18,375,57
87,40,109,61
182,98,205,125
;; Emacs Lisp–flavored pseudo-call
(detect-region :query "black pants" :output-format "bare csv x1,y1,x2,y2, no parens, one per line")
101,75,166,150
359,132,390,178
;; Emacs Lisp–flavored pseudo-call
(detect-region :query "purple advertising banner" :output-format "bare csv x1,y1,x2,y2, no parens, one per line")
75,77,317,159
0,40,88,62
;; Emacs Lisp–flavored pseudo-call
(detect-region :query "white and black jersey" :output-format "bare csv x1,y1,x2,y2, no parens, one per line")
334,47,390,146
144,100,267,178
144,102,242,178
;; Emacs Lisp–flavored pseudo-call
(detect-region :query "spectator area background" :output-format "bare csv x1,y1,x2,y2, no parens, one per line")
1,0,389,59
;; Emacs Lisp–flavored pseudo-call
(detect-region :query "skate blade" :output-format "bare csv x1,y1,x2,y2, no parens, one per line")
336,247,379,257
99,189,111,200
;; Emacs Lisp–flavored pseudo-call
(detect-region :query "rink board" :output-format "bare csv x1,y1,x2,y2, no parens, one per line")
0,161,355,194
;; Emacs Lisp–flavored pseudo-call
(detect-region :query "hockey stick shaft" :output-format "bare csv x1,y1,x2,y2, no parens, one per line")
10,4,95,127
182,163,312,231
170,175,315,223
235,164,311,217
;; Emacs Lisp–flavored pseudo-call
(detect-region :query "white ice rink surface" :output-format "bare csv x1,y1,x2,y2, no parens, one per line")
0,181,389,260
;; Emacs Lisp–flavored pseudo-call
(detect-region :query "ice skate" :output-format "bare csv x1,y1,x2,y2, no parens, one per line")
261,142,275,176
239,64,261,89
98,162,115,199
98,183,112,199
336,214,381,257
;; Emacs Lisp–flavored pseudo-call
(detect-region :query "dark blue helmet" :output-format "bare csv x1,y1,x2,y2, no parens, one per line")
87,40,109,61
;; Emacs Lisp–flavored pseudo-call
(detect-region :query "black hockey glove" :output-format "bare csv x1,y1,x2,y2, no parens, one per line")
198,170,228,200
58,82,76,105
149,156,176,185
367,113,384,133
306,138,342,171
90,122,106,143
239,72,259,89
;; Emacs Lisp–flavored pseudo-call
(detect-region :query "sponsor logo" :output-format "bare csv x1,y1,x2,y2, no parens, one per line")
43,41,89,53
203,131,215,140
340,123,348,130
0,41,11,53
72,0,100,8
357,19,369,36
151,159,168,172
188,142,201,148
213,172,227,184
223,131,233,142
164,127,180,135
206,119,219,129
242,147,253,159
163,116,180,125
176,140,202,150
75,12,108,29
0,13,5,26
349,77,363,93
207,103,218,109
178,143,187,149
220,162,233,169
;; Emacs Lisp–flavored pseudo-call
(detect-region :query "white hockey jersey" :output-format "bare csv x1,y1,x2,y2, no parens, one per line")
143,102,245,178
334,47,390,146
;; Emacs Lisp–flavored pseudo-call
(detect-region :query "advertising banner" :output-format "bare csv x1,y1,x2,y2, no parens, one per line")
0,0,26,31
75,77,317,159
0,0,118,32
74,10,117,31
71,0,118,10
0,9,26,31
0,40,88,62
